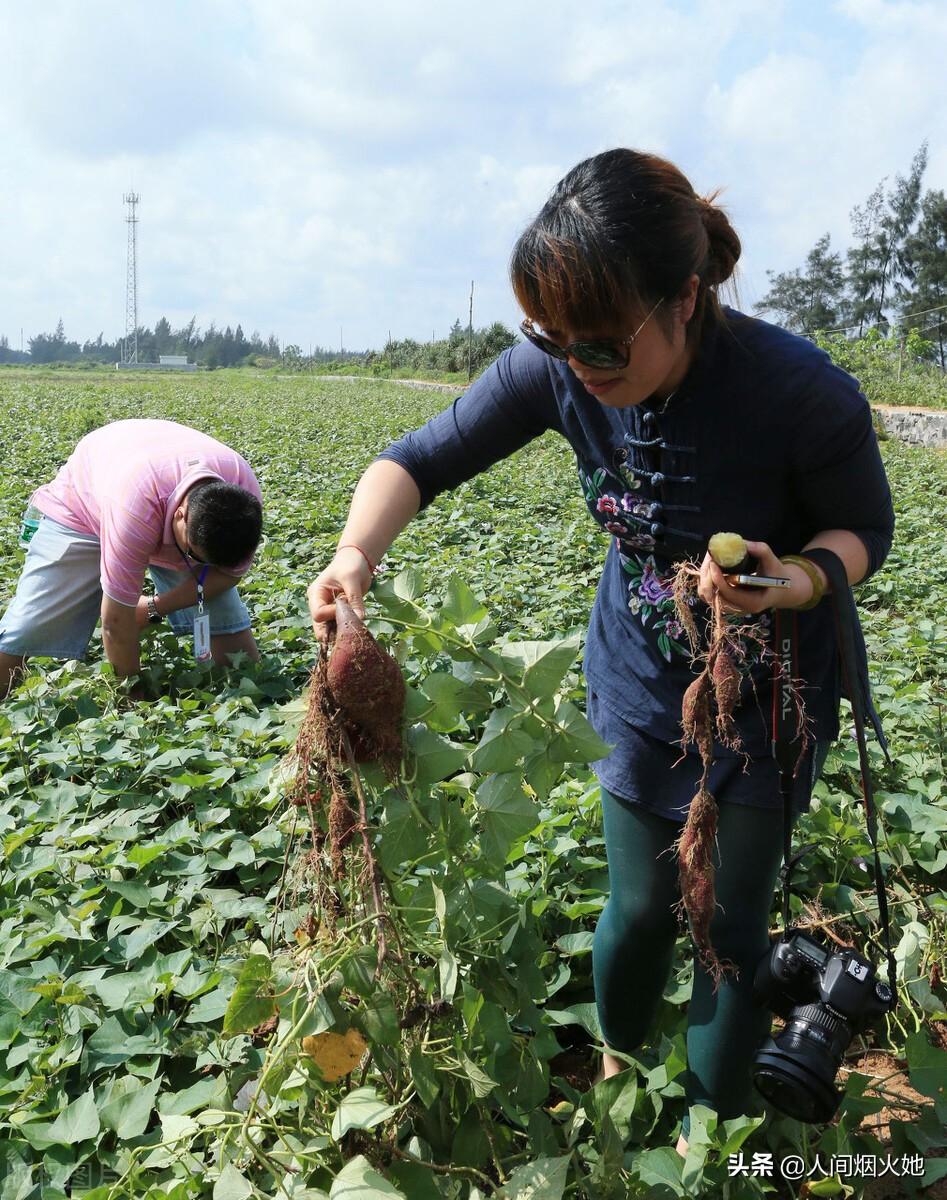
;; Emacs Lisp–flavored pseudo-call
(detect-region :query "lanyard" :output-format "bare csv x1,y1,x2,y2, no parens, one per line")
177,546,210,612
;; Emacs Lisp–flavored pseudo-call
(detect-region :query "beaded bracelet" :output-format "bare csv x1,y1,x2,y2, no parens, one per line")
782,555,826,610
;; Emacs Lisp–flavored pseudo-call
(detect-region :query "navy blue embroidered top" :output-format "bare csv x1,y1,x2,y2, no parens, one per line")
376,309,894,759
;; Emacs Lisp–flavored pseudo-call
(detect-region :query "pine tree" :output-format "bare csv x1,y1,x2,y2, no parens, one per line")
154,317,173,355
900,189,947,367
846,144,928,334
756,233,846,333
887,143,929,304
846,182,887,336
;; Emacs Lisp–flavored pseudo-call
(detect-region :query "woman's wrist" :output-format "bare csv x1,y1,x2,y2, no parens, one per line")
778,555,827,610
335,543,377,583
772,562,813,609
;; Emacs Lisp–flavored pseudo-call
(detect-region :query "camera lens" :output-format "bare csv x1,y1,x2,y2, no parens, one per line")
753,1003,852,1123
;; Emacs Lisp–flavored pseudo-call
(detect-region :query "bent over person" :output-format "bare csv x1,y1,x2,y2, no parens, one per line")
307,149,894,1154
0,418,263,695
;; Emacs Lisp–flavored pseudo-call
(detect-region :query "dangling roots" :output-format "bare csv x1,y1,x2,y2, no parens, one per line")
671,785,736,989
290,652,393,970
670,561,811,990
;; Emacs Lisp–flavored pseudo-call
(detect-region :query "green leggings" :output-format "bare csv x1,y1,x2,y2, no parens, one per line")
592,787,802,1137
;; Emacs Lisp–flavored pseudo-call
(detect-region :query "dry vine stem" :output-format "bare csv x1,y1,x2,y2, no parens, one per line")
670,560,810,989
291,604,406,973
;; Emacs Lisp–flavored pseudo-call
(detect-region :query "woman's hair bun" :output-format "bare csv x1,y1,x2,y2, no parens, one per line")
699,193,741,287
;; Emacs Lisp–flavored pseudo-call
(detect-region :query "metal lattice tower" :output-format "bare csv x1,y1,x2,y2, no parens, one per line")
122,192,139,364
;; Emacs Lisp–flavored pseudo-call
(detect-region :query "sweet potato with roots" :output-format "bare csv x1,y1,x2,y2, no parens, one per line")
674,783,717,875
671,535,812,985
681,673,714,761
326,596,405,764
672,784,728,975
711,646,742,748
290,596,408,967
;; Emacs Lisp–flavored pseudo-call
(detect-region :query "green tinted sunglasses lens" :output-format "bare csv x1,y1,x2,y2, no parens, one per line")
573,342,627,369
533,332,569,360
521,321,628,369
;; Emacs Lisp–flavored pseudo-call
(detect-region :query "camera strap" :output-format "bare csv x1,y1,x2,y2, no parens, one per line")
771,548,897,990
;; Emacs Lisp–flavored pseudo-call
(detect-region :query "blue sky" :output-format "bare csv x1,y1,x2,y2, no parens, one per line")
1,0,944,352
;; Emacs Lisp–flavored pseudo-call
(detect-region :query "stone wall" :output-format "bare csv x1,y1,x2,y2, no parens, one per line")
874,405,947,450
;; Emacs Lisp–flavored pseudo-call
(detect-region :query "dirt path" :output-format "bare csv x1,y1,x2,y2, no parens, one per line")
874,402,947,415
314,374,465,393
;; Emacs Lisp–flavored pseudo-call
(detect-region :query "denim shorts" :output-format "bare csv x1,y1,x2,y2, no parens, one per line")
0,516,251,661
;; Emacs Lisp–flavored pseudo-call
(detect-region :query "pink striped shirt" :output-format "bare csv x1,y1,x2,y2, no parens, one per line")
32,419,262,606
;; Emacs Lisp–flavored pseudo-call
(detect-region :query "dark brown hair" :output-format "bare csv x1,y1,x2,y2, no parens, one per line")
187,480,262,568
510,148,741,342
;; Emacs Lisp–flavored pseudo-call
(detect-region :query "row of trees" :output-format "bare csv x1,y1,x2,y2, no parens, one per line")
365,319,517,377
0,314,518,377
757,144,947,366
0,336,29,364
0,318,292,368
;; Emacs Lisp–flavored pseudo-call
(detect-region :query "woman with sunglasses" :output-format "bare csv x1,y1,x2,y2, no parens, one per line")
307,149,894,1152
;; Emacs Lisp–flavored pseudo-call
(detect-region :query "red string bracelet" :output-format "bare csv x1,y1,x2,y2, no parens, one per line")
337,543,377,576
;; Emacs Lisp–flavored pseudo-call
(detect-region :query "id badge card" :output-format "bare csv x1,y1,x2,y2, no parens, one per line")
193,566,211,662
193,613,212,662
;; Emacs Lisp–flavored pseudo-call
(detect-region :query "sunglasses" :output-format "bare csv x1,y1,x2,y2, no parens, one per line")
184,544,210,566
519,298,664,370
174,532,211,567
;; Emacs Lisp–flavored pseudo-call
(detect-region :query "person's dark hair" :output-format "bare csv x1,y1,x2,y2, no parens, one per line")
510,148,741,343
186,480,262,567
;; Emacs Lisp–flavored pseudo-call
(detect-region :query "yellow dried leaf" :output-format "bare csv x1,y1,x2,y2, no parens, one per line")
294,922,334,948
546,1100,574,1117
302,1028,368,1081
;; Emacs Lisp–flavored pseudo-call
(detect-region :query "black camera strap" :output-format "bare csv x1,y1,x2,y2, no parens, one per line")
771,548,897,990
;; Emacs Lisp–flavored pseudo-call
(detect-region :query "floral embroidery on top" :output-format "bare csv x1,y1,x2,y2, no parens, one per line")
579,460,770,666
580,464,654,552
580,461,688,661
621,554,691,661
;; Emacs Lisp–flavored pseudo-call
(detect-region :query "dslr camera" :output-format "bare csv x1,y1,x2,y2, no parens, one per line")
752,929,896,1122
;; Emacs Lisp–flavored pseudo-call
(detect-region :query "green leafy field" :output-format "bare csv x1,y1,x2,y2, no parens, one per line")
0,368,945,1199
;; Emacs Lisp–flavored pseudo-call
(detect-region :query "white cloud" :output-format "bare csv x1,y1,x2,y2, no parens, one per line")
702,5,946,308
0,0,943,348
0,1,255,158
835,0,947,34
